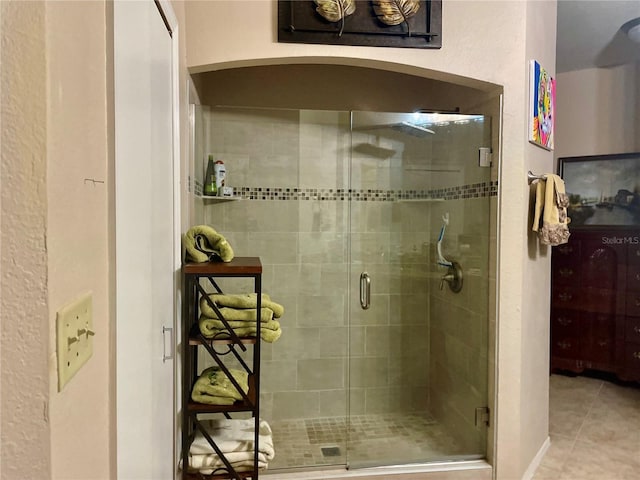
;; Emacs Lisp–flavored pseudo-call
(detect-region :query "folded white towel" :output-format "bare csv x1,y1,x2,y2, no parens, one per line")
188,452,268,474
182,418,275,474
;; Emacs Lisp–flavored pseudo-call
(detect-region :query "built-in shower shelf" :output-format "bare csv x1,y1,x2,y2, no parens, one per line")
198,195,241,203
397,198,445,203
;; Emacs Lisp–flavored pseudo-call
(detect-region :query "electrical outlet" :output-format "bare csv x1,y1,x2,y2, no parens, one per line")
56,292,95,391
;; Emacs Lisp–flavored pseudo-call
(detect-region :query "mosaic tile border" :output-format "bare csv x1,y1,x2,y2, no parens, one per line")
211,181,497,201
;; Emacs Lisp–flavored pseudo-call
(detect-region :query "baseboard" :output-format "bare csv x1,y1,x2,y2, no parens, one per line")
521,436,551,480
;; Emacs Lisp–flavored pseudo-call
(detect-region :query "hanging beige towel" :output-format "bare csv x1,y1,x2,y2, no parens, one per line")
532,174,570,246
532,177,546,233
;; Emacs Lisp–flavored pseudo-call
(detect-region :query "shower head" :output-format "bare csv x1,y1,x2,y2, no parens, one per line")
353,142,396,158
391,122,436,137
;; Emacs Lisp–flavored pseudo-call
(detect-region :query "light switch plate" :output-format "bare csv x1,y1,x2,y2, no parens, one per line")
56,291,94,391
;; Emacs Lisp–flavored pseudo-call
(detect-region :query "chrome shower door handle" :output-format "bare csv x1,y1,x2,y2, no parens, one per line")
360,272,371,310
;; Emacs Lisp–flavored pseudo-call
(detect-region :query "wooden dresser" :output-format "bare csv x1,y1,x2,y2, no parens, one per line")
551,229,640,382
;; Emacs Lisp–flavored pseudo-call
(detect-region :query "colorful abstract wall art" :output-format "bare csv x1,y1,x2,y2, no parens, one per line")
529,60,555,150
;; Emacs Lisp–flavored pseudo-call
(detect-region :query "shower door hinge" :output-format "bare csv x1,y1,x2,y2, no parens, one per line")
478,147,492,167
475,406,490,427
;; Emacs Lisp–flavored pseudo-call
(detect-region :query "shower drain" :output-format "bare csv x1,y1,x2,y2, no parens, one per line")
321,446,341,457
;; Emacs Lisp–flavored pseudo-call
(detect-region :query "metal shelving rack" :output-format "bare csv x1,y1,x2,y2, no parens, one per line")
182,257,262,480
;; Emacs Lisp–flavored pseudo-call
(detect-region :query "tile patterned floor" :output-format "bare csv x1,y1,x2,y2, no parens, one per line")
269,412,467,471
533,373,640,480
267,374,640,476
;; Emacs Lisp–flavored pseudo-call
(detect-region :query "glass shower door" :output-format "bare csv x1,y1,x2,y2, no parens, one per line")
348,111,492,468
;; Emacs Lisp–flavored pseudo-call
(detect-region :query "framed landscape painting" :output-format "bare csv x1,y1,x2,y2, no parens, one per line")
559,152,640,227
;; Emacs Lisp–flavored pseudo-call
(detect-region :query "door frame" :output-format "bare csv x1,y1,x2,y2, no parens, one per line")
113,0,181,477
156,0,182,474
157,1,183,477
347,110,493,469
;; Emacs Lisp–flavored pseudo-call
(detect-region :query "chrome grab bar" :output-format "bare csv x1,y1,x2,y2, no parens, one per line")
360,272,371,310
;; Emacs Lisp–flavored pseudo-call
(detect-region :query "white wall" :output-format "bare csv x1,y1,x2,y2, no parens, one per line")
184,1,558,479
0,2,51,478
519,1,558,475
46,2,111,478
1,1,192,478
1,1,112,478
555,63,640,159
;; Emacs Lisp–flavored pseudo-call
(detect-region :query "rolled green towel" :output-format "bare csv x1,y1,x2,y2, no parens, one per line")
201,325,282,343
191,366,249,405
199,307,274,323
183,225,234,263
200,293,284,318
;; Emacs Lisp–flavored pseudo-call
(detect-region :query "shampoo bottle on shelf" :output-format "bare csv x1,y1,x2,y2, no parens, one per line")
204,155,217,196
214,160,226,196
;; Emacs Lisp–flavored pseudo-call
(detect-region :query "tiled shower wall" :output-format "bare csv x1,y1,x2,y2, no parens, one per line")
193,107,495,443
198,107,353,421
426,123,495,455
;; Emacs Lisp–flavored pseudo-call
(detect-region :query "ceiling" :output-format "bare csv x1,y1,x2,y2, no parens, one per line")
556,0,640,73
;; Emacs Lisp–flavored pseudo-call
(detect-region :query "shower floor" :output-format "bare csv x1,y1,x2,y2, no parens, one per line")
268,412,466,471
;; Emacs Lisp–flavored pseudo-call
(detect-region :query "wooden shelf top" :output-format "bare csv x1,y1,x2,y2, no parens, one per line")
183,257,262,275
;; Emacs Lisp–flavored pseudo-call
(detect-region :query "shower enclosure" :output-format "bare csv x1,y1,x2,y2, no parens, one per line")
191,105,494,472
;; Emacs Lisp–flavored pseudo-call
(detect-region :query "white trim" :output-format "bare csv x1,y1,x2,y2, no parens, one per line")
155,0,180,272
114,0,180,478
520,437,551,480
492,92,504,480
152,2,181,478
156,0,178,32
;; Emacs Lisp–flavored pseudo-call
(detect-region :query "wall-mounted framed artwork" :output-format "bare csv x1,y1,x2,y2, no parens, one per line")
278,0,442,49
529,60,555,150
559,152,640,227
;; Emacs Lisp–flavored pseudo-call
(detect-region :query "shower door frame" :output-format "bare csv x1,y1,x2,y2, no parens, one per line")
346,110,493,470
